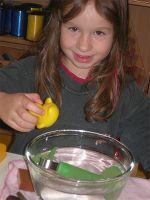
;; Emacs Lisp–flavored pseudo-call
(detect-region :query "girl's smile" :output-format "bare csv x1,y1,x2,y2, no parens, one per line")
73,52,93,63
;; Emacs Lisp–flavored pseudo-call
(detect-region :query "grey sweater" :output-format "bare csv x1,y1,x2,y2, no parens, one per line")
0,56,150,172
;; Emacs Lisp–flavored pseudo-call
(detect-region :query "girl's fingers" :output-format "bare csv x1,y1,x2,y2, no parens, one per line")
17,107,38,124
11,121,35,132
9,112,37,132
22,96,45,116
24,93,43,104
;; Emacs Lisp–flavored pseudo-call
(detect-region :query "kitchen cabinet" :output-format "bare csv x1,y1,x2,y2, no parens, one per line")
129,0,150,96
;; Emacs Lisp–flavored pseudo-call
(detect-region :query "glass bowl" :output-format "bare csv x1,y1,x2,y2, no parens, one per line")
25,129,135,200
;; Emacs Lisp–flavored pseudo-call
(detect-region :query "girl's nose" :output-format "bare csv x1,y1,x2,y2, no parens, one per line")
77,33,92,52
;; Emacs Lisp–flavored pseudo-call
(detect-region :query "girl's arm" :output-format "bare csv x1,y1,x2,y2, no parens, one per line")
119,81,150,173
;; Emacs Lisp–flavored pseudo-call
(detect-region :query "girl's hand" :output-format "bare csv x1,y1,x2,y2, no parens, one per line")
0,92,44,132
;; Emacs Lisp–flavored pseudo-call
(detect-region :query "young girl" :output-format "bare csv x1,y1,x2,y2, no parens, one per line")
0,0,150,174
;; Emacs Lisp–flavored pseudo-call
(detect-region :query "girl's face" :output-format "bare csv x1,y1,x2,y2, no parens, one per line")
60,1,114,79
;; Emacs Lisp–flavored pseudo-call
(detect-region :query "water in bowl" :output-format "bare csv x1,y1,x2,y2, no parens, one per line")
29,147,127,200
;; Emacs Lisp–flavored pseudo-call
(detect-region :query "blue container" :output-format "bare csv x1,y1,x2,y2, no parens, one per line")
4,5,13,34
11,6,27,37
0,6,5,35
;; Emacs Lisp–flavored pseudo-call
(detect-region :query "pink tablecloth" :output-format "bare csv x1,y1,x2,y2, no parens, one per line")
120,177,150,200
0,160,40,200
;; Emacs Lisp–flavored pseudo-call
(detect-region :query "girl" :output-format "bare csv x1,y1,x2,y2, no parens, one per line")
0,0,150,175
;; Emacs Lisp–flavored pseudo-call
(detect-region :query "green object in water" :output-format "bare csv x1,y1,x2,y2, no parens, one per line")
47,146,58,160
32,153,41,164
56,162,122,181
100,166,122,178
32,146,58,165
32,147,122,181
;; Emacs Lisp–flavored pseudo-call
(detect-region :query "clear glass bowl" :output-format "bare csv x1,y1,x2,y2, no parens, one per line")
25,129,135,200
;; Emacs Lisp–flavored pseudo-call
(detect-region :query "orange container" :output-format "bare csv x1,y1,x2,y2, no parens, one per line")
0,143,6,163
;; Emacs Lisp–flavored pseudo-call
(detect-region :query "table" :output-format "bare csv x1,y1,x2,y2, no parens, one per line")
0,153,150,200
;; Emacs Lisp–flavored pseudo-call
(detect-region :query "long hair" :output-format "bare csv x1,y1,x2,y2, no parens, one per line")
36,0,129,121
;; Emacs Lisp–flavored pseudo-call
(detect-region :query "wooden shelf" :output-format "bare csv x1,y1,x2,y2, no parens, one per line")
0,35,37,50
4,0,49,7
0,60,11,66
0,35,37,64
129,0,150,7
0,35,34,45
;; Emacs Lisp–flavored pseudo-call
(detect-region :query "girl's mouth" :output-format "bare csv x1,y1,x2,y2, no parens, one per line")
74,53,93,63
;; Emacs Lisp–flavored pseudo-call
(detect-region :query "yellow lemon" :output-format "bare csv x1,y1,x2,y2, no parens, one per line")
31,97,59,129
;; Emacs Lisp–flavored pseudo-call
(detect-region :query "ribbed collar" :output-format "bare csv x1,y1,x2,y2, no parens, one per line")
59,64,95,95
61,63,87,84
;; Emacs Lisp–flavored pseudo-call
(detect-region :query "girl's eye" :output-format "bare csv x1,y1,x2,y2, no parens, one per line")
68,27,79,32
95,31,105,36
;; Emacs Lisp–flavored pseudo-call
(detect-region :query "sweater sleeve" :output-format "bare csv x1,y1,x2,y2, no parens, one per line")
0,56,36,93
119,80,150,172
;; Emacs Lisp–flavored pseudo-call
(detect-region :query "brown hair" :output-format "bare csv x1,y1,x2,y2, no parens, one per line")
37,0,129,121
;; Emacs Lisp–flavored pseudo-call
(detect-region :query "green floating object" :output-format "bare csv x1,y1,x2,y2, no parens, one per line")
56,162,122,181
47,146,58,160
99,166,122,179
32,146,58,165
32,153,41,164
32,146,122,181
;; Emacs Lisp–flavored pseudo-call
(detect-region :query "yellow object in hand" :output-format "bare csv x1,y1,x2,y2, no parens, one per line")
0,143,6,163
31,97,59,129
